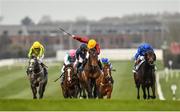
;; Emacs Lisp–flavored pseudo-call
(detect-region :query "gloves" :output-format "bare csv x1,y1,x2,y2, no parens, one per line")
73,35,79,40
72,35,76,38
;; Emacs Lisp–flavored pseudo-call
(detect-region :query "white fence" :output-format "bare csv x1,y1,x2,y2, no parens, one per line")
56,49,163,61
0,49,162,66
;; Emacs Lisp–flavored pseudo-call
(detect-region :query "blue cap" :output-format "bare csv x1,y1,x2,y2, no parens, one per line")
101,58,109,64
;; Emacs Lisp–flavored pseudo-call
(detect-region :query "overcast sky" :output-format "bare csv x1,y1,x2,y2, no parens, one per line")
0,0,180,24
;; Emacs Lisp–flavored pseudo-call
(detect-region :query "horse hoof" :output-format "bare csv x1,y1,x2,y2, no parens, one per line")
143,95,147,99
33,97,37,99
151,96,156,99
79,97,83,99
137,96,140,99
83,95,87,99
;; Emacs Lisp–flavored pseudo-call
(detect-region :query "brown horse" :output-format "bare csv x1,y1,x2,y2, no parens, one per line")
78,48,102,98
96,63,113,99
134,50,156,99
61,64,79,98
27,56,47,99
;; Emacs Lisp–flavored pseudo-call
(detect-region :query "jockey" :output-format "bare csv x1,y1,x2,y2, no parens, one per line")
27,41,47,76
101,58,113,70
73,35,102,70
133,43,154,73
60,49,76,83
75,43,88,73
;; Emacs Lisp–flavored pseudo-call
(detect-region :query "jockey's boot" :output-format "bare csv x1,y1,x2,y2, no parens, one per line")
76,62,82,73
79,59,87,72
98,60,103,70
132,59,141,73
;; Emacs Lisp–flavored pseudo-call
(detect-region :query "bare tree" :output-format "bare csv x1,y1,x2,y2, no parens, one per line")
21,16,35,26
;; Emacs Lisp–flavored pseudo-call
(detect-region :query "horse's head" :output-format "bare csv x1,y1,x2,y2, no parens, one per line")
88,48,98,67
103,64,111,78
145,50,156,65
28,56,39,73
64,64,74,83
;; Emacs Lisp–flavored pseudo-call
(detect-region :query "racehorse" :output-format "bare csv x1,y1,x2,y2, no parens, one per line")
134,50,156,99
96,63,113,99
78,48,102,98
27,56,47,99
61,64,79,98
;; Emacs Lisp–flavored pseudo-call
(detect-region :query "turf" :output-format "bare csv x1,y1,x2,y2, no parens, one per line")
0,99,180,111
0,60,176,111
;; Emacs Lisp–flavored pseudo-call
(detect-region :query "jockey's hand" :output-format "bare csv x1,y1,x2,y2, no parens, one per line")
73,35,78,39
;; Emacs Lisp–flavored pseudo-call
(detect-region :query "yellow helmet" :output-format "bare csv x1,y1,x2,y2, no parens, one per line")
87,39,96,49
32,41,41,49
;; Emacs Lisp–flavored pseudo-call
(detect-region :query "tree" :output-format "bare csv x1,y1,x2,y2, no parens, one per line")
38,15,52,24
21,16,34,26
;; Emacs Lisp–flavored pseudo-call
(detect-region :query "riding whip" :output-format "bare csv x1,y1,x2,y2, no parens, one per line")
54,75,62,82
112,69,116,72
58,27,74,37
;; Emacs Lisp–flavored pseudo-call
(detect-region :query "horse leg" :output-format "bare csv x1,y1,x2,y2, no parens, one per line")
82,82,87,99
142,85,147,99
38,83,44,99
79,83,83,98
151,84,156,99
92,79,97,98
73,84,79,98
31,84,37,99
107,90,112,99
134,73,140,99
97,85,103,99
147,86,151,99
40,81,47,99
137,84,140,99
42,81,47,95
79,81,86,99
87,79,93,98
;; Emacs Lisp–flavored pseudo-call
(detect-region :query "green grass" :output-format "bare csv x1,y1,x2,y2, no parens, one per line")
0,99,180,111
0,60,178,111
159,71,180,100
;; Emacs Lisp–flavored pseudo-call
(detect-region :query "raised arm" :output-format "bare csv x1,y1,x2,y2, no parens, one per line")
73,35,89,44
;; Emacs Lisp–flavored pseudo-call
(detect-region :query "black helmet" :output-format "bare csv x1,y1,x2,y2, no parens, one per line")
80,44,87,51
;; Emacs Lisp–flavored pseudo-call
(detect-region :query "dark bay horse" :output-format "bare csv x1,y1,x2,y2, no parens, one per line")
61,64,79,98
134,50,156,99
78,48,102,98
96,63,113,99
27,56,47,99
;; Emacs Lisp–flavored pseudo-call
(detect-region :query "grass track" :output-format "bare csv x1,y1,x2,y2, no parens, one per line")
0,99,180,111
0,60,175,111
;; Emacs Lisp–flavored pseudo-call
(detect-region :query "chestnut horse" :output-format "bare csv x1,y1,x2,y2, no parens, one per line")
61,64,79,98
78,48,102,98
96,63,113,99
134,50,156,99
